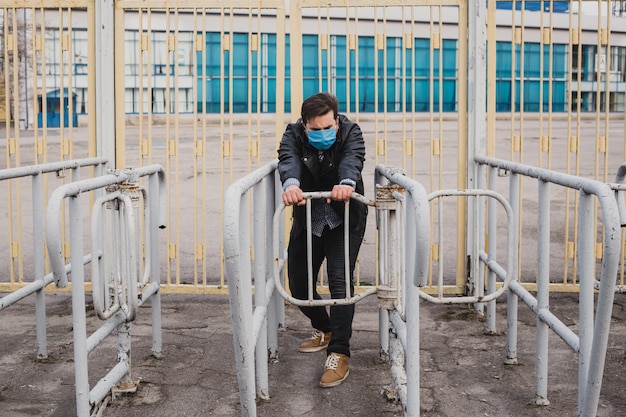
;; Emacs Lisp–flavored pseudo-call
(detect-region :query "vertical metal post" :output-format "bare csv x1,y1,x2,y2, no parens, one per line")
376,180,390,359
467,0,488,295
32,173,47,359
274,174,285,330
535,180,550,405
117,321,132,384
404,257,420,417
253,180,269,399
69,195,90,417
306,199,314,300
239,192,256,416
266,175,279,358
344,201,351,299
389,206,399,306
485,166,497,332
577,192,594,412
95,0,116,166
505,173,520,364
149,174,163,356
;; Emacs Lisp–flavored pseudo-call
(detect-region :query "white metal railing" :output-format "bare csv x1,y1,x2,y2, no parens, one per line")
0,158,108,359
272,191,378,308
475,155,622,417
45,165,166,417
225,162,432,417
226,156,623,417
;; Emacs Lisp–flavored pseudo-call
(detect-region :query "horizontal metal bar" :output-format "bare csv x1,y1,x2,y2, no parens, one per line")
87,311,127,354
252,278,275,342
88,361,130,406
86,281,160,354
0,253,93,310
508,280,580,352
272,191,378,307
0,158,107,181
46,165,166,288
390,310,407,349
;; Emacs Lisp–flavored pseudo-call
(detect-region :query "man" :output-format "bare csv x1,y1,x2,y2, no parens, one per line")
278,92,367,388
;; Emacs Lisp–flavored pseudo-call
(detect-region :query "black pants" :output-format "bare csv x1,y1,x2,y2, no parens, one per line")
287,224,363,357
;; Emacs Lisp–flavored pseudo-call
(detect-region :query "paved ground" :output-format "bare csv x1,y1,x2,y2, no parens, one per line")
2,290,626,417
3,115,626,416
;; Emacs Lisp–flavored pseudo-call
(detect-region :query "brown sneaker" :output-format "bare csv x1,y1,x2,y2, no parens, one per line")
298,330,332,353
319,352,349,388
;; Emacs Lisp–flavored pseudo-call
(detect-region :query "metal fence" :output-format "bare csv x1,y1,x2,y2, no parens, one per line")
45,164,166,417
1,1,626,294
0,158,107,358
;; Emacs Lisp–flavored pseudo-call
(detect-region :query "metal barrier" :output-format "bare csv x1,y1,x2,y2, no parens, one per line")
45,165,166,417
0,158,108,358
226,157,624,417
272,191,378,307
475,155,621,417
225,161,433,417
609,163,626,295
373,165,430,416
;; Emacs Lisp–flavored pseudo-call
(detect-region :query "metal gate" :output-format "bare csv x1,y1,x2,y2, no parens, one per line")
2,1,626,295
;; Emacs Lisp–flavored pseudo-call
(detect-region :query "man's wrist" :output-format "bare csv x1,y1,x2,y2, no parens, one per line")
339,179,356,189
282,178,300,192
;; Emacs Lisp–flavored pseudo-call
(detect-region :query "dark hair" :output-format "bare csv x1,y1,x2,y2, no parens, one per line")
301,92,338,124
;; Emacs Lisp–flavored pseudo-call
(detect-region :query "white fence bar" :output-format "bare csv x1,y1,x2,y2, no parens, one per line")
224,160,281,417
475,155,621,417
374,165,430,417
45,165,166,417
425,188,515,308
226,162,431,417
0,158,108,359
271,191,377,308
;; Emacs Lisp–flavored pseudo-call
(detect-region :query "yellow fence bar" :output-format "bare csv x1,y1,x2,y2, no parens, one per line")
113,1,286,293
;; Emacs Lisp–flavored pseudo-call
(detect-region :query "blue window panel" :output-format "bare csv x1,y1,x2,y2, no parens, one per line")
386,37,407,111
442,39,457,110
232,78,249,112
550,81,567,112
265,34,277,77
414,79,430,112
232,34,248,76
523,80,541,111
302,34,319,77
495,1,569,13
334,36,347,77
357,36,376,111
358,37,376,76
250,78,258,112
196,32,222,112
403,79,414,112
414,39,430,77
496,42,513,78
495,80,513,112
550,44,568,78
521,43,541,78
443,79,457,111
285,34,292,113
302,34,320,99
266,78,278,112
442,39,457,77
206,32,222,76
335,77,348,111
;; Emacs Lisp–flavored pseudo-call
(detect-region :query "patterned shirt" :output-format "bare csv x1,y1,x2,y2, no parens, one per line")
283,151,355,237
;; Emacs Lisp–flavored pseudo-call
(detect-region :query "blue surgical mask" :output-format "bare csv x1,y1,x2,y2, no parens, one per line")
307,127,336,151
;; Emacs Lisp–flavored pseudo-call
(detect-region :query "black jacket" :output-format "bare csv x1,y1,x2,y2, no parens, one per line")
278,114,367,238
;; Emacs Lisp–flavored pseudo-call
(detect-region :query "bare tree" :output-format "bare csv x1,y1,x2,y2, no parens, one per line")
0,8,33,128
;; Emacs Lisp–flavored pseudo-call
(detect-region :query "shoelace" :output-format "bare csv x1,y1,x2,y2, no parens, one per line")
310,330,325,344
325,353,340,370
